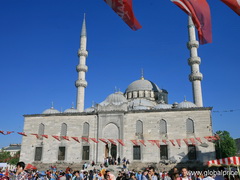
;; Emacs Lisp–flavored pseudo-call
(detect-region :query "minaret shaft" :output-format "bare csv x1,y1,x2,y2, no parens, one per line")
187,16,203,107
76,15,88,112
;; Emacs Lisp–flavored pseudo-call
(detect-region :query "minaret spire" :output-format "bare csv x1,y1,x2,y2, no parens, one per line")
187,16,203,107
76,14,88,112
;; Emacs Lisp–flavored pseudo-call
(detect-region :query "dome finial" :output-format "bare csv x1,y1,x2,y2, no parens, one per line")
140,68,144,80
51,101,54,109
71,102,75,109
92,101,95,107
184,96,187,102
114,86,117,92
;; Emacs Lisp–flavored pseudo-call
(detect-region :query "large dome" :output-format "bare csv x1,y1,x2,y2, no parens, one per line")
125,79,160,93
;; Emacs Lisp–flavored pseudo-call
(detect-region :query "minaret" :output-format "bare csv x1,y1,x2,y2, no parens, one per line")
76,14,88,112
187,16,203,107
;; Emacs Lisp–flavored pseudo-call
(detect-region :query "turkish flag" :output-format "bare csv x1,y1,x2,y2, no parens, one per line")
221,0,240,15
104,0,142,30
171,0,212,44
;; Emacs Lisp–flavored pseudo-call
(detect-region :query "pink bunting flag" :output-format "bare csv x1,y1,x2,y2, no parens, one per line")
52,135,60,141
99,138,108,144
169,140,176,146
117,139,125,146
90,138,99,143
72,137,80,143
131,140,138,146
139,139,146,146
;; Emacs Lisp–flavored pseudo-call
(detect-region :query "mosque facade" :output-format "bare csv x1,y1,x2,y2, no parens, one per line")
20,16,215,168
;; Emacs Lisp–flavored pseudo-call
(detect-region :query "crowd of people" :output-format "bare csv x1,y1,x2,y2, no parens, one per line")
0,161,239,180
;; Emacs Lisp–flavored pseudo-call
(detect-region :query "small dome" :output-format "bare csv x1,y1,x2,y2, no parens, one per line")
64,107,79,113
84,106,95,113
154,103,172,109
42,107,60,114
100,91,127,106
126,79,160,93
177,100,197,108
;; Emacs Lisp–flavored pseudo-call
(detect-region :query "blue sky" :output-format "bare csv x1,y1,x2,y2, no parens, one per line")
0,0,239,148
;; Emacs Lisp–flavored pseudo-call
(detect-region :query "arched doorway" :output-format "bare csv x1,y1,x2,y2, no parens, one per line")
103,123,119,159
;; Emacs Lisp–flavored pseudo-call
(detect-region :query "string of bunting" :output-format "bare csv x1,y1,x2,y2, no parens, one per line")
0,130,220,148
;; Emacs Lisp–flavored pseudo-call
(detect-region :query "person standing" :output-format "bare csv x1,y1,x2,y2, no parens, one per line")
149,167,157,180
177,168,191,180
15,162,28,180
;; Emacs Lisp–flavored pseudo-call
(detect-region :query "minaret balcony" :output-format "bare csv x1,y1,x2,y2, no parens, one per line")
78,50,88,57
75,80,88,88
77,64,88,72
187,40,199,49
188,57,201,65
189,73,203,81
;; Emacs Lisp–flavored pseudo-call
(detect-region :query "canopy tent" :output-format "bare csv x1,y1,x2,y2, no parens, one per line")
208,156,240,167
25,164,37,170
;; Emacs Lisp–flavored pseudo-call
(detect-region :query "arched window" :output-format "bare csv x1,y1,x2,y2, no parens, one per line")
83,122,89,137
186,119,194,133
60,123,67,137
38,123,45,135
136,120,143,134
160,119,167,134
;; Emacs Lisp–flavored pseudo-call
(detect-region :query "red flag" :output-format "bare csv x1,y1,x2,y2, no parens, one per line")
131,140,138,145
189,138,196,145
42,134,48,138
183,138,189,145
31,133,39,138
162,140,168,145
52,135,60,141
99,138,108,144
82,137,89,143
104,0,142,30
139,139,146,146
176,139,181,147
62,136,70,141
154,140,160,148
0,130,4,134
204,136,212,142
195,137,202,144
72,137,80,143
215,135,220,140
18,132,27,136
169,139,176,146
117,139,125,146
5,131,14,135
108,139,117,145
148,140,155,146
221,0,240,15
90,138,99,143
171,0,212,44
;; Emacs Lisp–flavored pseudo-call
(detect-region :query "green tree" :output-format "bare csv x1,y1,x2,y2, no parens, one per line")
8,151,20,165
215,130,237,159
0,151,11,162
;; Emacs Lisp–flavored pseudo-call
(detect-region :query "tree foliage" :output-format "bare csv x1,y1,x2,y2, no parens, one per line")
0,150,20,165
215,130,237,159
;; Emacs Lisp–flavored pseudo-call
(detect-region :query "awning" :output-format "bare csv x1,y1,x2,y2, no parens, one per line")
208,156,240,167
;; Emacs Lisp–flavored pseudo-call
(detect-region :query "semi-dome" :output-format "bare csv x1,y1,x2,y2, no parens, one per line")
129,98,155,108
177,100,197,108
100,91,127,106
64,107,79,113
154,103,172,109
42,107,60,114
126,79,160,93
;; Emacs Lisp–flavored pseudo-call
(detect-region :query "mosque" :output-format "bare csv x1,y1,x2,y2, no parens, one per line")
20,16,215,169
